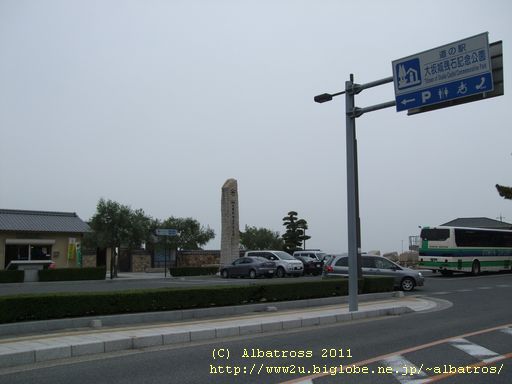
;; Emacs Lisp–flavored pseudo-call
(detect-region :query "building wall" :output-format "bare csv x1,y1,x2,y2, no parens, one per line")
0,232,85,270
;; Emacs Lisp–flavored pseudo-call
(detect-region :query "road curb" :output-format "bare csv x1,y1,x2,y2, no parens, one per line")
0,304,412,369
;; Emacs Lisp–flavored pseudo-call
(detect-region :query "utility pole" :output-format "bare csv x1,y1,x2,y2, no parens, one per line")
315,75,396,312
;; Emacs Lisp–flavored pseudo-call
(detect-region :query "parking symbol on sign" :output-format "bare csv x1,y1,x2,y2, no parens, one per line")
396,58,422,90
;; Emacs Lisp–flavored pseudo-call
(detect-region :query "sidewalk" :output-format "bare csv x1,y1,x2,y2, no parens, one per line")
0,293,437,369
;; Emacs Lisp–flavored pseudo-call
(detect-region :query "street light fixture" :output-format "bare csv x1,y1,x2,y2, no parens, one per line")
314,91,345,103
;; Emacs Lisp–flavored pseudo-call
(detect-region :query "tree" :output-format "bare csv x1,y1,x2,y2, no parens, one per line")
496,184,512,200
156,217,215,250
89,199,152,278
240,225,284,250
282,211,311,254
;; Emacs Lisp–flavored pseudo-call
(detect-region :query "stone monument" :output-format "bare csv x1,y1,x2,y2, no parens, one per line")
220,178,240,266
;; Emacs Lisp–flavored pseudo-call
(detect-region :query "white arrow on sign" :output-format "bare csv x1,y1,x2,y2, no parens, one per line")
401,98,416,106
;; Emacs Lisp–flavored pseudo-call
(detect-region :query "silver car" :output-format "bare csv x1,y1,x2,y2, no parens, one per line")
323,254,424,291
220,257,276,279
244,250,304,277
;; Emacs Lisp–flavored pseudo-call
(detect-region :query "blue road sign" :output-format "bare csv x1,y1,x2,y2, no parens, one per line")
392,33,493,112
155,228,178,237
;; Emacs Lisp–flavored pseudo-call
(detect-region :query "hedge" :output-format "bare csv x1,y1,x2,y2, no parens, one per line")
360,275,395,293
0,270,24,284
0,277,393,324
38,267,106,282
169,267,219,276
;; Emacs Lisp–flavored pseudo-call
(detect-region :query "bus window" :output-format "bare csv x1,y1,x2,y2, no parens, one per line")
420,228,450,241
456,229,494,247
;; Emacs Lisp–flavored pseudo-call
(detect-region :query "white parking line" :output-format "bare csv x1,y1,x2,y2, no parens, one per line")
500,327,512,336
449,338,503,363
381,355,428,384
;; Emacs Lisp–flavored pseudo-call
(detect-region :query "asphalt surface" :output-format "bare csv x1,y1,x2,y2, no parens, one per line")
0,271,510,383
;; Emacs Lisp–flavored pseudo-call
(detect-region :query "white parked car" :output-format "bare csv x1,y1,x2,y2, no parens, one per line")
244,250,304,277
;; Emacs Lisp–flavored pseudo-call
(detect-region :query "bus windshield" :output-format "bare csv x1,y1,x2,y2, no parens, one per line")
420,228,450,241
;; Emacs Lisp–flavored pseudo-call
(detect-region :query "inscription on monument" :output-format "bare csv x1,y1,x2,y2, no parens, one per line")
221,179,240,266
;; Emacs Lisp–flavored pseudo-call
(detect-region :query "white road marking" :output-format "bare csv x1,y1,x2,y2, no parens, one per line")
449,338,503,363
381,354,428,384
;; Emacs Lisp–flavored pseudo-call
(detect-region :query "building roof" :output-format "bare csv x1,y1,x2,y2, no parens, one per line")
0,209,91,233
441,217,512,230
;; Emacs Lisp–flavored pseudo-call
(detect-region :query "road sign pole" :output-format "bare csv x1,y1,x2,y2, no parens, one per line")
316,76,416,313
164,242,167,278
346,74,359,312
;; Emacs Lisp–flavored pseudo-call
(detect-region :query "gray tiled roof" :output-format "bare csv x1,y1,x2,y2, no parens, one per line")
441,217,512,229
0,209,91,233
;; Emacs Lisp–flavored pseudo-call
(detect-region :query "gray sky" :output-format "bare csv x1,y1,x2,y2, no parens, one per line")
1,0,511,254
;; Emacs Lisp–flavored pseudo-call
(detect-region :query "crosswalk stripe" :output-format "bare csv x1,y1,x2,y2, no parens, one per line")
449,338,503,363
279,324,512,384
381,355,428,384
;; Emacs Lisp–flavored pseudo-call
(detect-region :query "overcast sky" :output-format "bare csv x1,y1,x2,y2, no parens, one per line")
1,0,511,254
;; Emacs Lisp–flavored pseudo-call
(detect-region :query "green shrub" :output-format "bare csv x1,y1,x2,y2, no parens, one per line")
0,270,24,283
38,267,106,282
169,267,219,276
361,275,395,293
0,277,392,324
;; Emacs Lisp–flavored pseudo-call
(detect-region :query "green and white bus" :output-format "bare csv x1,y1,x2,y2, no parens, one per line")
418,226,512,275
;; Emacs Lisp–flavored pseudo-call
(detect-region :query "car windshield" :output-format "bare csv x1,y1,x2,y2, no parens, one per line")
274,251,295,260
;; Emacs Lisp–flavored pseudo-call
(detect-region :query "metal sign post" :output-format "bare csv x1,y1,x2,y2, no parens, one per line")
316,74,395,312
155,228,179,277
345,75,359,311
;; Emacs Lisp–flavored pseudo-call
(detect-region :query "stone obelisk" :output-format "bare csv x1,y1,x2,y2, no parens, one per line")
221,179,240,266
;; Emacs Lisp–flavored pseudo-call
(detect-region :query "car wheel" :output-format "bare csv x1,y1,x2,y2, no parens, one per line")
249,269,257,279
276,267,285,278
471,260,481,276
221,269,229,279
401,277,415,292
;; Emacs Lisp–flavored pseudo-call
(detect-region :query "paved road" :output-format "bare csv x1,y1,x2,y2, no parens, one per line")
0,272,510,383
0,274,325,296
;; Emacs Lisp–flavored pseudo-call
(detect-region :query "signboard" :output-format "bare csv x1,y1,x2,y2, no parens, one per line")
393,33,493,112
155,228,178,237
407,41,503,115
